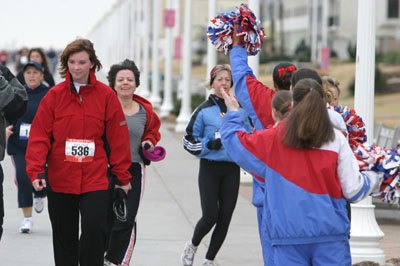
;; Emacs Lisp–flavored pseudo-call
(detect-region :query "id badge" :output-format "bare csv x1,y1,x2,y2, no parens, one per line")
215,130,221,139
19,123,31,140
65,138,95,163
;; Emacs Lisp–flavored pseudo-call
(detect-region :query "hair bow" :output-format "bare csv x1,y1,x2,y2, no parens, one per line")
277,66,296,77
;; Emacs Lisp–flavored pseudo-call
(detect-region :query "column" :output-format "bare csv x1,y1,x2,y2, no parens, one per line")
150,0,162,108
206,0,217,98
248,0,260,77
160,0,174,118
310,0,318,62
175,0,192,132
351,0,386,265
138,0,150,98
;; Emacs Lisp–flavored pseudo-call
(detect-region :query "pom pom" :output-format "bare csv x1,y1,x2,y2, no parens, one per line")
355,144,400,206
332,105,400,205
207,3,266,55
333,105,367,149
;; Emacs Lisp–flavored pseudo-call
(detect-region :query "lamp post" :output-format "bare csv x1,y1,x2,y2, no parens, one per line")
248,0,260,77
175,0,193,132
350,0,386,264
160,0,175,118
206,0,217,98
150,0,162,108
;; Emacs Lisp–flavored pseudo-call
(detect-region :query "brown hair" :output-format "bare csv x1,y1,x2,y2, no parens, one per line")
272,62,296,90
281,78,334,149
58,39,102,78
272,90,292,121
291,68,322,88
28,48,50,72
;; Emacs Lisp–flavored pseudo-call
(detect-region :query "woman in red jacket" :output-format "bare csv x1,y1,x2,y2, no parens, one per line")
104,59,161,266
25,39,132,266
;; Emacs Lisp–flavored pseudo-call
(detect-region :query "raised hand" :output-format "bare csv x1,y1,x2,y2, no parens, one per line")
220,89,240,111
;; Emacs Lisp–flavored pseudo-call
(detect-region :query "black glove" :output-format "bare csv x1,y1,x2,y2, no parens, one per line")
113,188,128,222
207,139,222,150
139,146,151,166
4,94,27,122
0,64,15,82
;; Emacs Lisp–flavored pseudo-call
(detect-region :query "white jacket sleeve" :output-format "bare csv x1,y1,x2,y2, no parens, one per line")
336,131,379,202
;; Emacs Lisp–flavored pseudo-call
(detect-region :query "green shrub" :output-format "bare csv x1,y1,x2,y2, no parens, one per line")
171,93,206,116
294,39,311,62
348,66,387,96
347,43,357,62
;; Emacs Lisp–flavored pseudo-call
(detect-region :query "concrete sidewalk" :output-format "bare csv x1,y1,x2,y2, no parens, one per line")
0,121,263,266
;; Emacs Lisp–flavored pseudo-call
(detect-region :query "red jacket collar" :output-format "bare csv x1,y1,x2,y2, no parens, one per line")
66,70,97,90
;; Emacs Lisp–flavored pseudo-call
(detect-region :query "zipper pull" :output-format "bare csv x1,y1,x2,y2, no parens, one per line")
80,94,83,102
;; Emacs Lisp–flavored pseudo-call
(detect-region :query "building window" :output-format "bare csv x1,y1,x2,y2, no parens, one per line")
328,0,340,27
388,0,399,18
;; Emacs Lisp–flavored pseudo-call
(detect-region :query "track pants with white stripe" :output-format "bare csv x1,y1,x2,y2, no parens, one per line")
106,162,145,266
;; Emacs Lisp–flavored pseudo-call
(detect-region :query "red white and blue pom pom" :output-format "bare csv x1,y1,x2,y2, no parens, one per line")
207,3,266,55
333,105,367,149
354,144,400,206
332,105,400,205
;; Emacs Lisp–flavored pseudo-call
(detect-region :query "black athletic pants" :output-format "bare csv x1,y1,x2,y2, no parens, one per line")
192,159,240,260
47,189,110,266
106,162,143,265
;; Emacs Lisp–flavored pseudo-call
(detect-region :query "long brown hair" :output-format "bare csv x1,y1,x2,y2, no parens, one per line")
58,39,102,78
281,78,334,149
28,48,50,72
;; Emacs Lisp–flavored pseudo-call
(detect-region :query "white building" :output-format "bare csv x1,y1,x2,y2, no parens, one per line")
265,0,400,60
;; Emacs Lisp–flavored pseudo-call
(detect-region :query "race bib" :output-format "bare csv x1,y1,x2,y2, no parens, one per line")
65,138,95,163
19,123,31,140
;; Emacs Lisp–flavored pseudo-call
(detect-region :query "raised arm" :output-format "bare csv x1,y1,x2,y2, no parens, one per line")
230,45,275,130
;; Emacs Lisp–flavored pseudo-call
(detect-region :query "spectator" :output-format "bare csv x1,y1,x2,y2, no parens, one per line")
17,48,55,88
46,48,58,74
220,78,379,266
6,61,49,233
0,50,8,66
15,47,29,73
0,64,28,241
229,30,296,265
322,76,341,107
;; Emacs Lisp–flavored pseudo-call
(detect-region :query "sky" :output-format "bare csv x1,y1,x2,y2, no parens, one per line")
0,0,117,51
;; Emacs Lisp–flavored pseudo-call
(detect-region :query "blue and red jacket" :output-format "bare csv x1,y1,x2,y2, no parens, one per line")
230,46,276,131
221,111,378,245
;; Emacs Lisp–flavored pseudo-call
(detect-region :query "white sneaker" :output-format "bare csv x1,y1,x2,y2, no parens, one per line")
33,197,45,213
181,241,197,266
202,260,217,266
19,218,33,233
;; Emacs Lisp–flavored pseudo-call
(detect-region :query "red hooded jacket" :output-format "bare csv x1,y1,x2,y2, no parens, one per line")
132,94,161,145
26,70,132,194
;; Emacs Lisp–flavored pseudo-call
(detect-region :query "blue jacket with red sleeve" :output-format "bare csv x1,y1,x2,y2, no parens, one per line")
230,46,276,131
220,110,378,245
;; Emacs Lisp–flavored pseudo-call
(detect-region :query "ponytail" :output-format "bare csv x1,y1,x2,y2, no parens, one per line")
281,78,334,149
